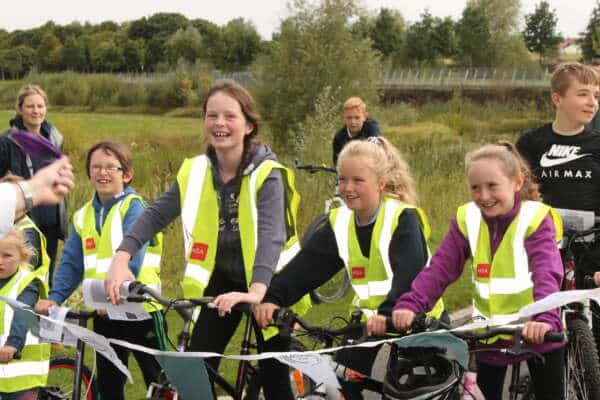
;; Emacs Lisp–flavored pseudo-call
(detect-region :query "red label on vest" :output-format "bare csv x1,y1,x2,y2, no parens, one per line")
351,266,365,279
85,238,95,250
190,242,208,261
476,264,491,278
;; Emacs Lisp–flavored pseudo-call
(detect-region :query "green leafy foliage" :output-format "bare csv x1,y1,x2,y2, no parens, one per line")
523,1,562,64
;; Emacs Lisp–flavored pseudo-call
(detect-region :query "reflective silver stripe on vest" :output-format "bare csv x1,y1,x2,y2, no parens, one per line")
247,165,261,251
181,156,209,258
96,200,125,274
0,271,42,350
276,240,300,271
332,207,352,266
378,200,400,281
184,263,210,286
142,253,161,268
74,207,95,272
0,360,49,378
465,202,540,300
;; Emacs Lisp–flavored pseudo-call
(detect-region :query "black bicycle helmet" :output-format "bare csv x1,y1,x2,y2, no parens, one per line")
383,345,462,400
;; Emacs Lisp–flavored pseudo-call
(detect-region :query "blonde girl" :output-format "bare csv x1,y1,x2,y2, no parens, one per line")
393,142,565,400
254,137,444,399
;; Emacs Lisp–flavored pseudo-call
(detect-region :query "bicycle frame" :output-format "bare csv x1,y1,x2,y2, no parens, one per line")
63,310,97,400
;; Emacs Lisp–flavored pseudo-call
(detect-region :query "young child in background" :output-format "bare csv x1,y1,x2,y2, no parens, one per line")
332,96,381,165
393,142,565,400
254,137,444,399
35,141,164,400
0,229,50,400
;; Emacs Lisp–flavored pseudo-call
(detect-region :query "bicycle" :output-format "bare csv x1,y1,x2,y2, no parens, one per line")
126,282,314,400
556,208,600,399
41,309,97,400
294,161,350,304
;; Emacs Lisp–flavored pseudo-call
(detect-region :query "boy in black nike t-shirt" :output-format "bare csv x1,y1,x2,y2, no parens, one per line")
517,61,600,352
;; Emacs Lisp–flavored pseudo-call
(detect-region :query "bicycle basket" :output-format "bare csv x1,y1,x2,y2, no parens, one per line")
382,345,461,400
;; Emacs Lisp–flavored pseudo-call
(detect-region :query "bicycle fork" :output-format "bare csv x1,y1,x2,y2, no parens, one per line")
71,319,87,400
235,315,254,397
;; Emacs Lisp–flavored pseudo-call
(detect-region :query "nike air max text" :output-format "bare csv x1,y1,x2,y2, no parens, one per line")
539,145,591,168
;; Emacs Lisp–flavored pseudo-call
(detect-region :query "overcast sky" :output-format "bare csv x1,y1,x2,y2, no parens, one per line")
0,0,596,40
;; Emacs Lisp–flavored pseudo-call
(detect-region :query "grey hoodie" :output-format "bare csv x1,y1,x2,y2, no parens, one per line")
118,144,286,286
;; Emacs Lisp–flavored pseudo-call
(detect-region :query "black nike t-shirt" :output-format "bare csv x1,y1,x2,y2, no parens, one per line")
516,123,600,213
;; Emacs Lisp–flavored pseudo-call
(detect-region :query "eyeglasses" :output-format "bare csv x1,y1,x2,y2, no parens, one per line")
90,165,123,174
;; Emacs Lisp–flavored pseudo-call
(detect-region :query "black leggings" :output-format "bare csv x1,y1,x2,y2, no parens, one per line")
476,346,565,400
188,268,293,400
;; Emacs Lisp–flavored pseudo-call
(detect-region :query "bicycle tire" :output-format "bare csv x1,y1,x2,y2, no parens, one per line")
44,356,96,400
303,214,351,304
244,338,315,400
565,317,600,400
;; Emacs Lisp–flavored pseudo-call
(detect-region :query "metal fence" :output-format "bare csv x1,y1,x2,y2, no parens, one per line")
380,68,550,90
93,68,553,90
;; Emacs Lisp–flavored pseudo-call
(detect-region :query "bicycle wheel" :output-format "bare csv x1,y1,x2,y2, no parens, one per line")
565,317,600,400
244,338,316,400
45,356,96,400
303,214,351,304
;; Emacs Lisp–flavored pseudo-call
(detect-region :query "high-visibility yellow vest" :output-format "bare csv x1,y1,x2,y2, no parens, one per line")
177,155,310,338
0,268,50,392
456,201,562,340
73,194,163,312
15,215,50,284
330,197,444,319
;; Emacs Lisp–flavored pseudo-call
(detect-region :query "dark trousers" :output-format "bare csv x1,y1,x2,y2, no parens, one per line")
188,268,293,400
93,313,163,400
476,346,565,400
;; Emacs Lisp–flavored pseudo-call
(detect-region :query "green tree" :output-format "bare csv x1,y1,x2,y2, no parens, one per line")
62,36,88,71
403,10,455,65
258,0,381,150
523,1,562,64
166,26,203,65
581,1,600,61
36,32,64,71
218,18,262,70
122,39,146,72
350,14,374,40
370,8,404,58
457,3,492,66
0,45,35,78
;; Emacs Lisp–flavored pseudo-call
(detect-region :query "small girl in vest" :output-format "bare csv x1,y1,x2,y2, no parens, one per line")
393,142,565,400
253,137,445,399
1,173,50,283
34,141,165,400
0,228,49,400
105,80,302,399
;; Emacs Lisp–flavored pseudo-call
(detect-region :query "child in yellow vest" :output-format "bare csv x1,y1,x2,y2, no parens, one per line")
105,81,303,399
393,142,565,400
0,228,49,400
35,141,164,400
253,137,445,399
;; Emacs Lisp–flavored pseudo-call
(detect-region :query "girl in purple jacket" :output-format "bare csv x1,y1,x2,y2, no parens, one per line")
393,142,564,400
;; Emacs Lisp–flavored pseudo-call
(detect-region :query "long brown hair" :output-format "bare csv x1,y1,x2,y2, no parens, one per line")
202,80,262,176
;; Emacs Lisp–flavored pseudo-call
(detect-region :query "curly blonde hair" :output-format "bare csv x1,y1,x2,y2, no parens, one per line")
337,137,418,205
465,141,540,201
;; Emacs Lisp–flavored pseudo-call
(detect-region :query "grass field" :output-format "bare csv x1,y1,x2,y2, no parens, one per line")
0,98,554,398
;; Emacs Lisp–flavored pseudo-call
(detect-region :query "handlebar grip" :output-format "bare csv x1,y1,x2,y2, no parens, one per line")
544,332,565,343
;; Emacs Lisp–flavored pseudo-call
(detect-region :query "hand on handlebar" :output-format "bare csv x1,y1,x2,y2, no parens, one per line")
392,309,416,331
366,315,388,336
522,321,552,344
34,299,58,315
253,303,280,329
104,251,135,304
594,272,600,287
0,346,18,363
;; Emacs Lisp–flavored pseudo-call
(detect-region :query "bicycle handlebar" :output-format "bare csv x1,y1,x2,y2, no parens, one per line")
293,161,336,174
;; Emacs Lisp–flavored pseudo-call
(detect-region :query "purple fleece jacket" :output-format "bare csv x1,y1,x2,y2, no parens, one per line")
395,195,565,366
